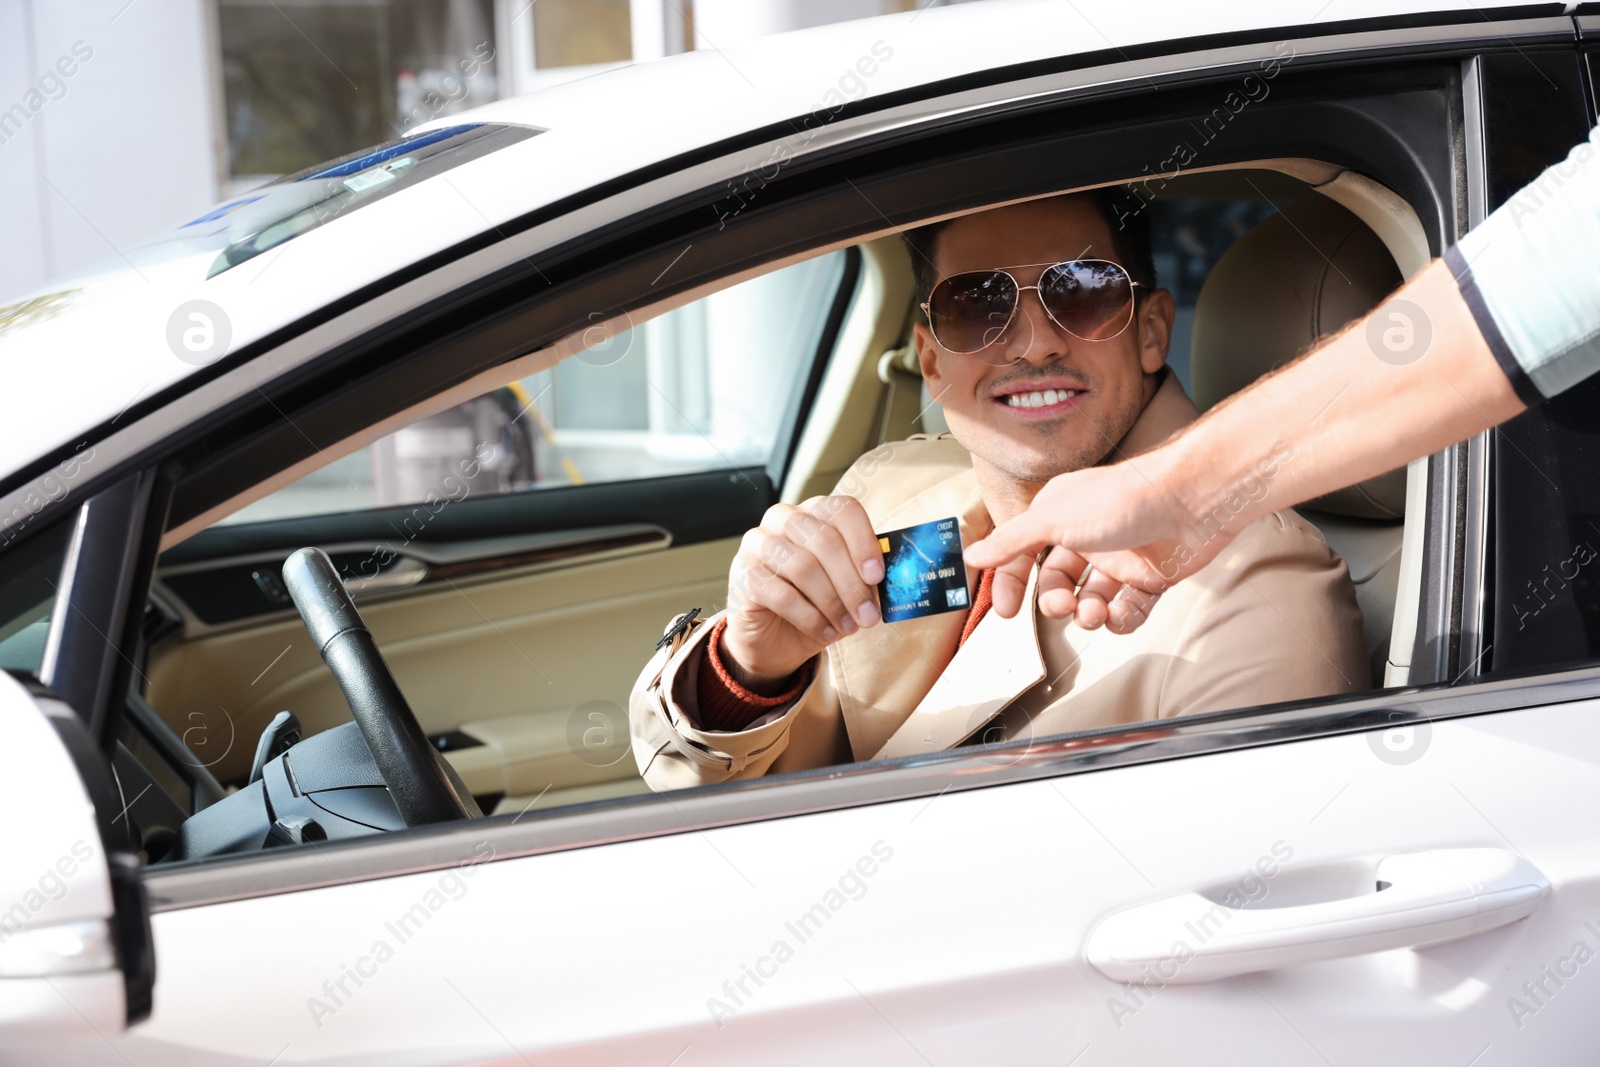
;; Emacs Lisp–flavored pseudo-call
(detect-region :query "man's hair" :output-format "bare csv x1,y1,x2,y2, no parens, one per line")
901,186,1157,311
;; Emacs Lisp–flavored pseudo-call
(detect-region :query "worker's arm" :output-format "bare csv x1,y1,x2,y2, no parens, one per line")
968,124,1600,628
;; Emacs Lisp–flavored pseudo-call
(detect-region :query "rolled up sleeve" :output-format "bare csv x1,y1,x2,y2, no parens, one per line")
628,610,818,791
1446,123,1600,402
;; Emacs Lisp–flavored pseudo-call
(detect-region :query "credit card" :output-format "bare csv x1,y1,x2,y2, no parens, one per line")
876,516,969,623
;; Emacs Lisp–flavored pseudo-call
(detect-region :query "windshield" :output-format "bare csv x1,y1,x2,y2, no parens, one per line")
156,123,543,280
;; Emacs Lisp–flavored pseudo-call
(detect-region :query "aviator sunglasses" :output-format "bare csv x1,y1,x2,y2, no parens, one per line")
921,259,1146,364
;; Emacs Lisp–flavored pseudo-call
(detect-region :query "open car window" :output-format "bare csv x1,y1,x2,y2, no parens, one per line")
141,246,860,819
142,176,1411,824
216,251,849,527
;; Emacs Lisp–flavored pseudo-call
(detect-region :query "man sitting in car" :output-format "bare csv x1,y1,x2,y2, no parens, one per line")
628,189,1367,790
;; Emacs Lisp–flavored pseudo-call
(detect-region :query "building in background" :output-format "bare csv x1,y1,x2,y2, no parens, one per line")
1,0,959,519
0,0,943,300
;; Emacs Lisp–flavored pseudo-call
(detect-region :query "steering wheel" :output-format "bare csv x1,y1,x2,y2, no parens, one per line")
281,547,477,826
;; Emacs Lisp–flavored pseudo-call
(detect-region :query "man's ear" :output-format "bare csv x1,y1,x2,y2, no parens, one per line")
1136,288,1176,375
913,321,945,395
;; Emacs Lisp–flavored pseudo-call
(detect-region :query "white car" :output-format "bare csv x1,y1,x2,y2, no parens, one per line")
3,1,1599,1062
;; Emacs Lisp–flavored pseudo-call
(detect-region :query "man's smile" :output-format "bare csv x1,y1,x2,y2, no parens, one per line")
987,375,1091,419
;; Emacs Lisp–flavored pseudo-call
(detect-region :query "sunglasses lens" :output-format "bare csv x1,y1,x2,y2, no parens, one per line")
1040,261,1135,340
928,271,1018,355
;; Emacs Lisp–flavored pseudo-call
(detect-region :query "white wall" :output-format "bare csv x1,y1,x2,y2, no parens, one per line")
0,0,48,297
0,0,218,302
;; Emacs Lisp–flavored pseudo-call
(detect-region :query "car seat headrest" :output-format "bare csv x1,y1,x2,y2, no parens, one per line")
1190,195,1407,519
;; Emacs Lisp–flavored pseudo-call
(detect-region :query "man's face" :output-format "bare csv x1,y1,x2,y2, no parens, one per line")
913,196,1175,494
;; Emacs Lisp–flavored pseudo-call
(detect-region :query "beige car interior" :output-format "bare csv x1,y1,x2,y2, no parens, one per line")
1189,194,1407,687
145,163,1427,816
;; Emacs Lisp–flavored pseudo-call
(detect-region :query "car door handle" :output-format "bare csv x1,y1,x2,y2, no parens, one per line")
1086,848,1549,984
342,556,429,596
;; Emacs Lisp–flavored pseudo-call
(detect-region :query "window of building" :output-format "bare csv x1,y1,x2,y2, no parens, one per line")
218,0,499,189
533,0,633,68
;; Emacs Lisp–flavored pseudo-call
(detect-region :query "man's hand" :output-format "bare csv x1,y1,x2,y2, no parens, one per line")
965,459,1223,632
720,496,885,691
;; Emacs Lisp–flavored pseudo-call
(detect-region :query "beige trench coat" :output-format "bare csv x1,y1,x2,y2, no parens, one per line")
629,373,1367,791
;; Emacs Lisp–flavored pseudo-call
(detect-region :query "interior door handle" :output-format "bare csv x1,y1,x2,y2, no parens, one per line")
1086,848,1549,984
342,556,428,596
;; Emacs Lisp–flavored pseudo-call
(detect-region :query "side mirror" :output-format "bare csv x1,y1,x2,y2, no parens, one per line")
0,674,153,1043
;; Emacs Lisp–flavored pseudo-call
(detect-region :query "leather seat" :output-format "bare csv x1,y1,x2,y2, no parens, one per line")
1191,195,1406,686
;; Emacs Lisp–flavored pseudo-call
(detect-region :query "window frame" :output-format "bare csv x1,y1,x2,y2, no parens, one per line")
158,77,1472,539
1479,43,1599,678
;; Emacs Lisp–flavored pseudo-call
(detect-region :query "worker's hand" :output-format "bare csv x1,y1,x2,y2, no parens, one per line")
721,496,884,690
965,460,1230,632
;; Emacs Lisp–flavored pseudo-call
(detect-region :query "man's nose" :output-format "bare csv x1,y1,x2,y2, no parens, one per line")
996,285,1068,365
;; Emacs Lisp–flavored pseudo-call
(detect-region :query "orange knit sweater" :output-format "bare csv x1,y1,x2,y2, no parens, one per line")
696,569,997,732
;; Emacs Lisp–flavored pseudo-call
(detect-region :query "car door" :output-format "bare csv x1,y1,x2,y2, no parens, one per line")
24,483,1600,1067
16,10,1600,1065
118,690,1597,1066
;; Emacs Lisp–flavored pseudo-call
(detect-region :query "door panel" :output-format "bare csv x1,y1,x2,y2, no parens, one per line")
114,699,1600,1065
145,535,737,796
156,465,771,628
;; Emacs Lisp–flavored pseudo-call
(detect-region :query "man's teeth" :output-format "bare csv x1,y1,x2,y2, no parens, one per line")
1004,388,1080,408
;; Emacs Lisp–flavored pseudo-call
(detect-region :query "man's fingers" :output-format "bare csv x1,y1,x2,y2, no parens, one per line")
736,558,837,644
987,554,1034,618
1040,544,1088,577
1034,546,1083,619
1105,585,1161,635
800,495,886,586
789,498,883,626
752,525,865,637
964,513,1049,571
1071,562,1126,629
1030,547,1142,628
747,501,883,635
1036,565,1083,623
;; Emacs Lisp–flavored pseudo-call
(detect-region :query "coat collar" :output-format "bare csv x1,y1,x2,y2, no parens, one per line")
1109,366,1198,461
843,369,1200,762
